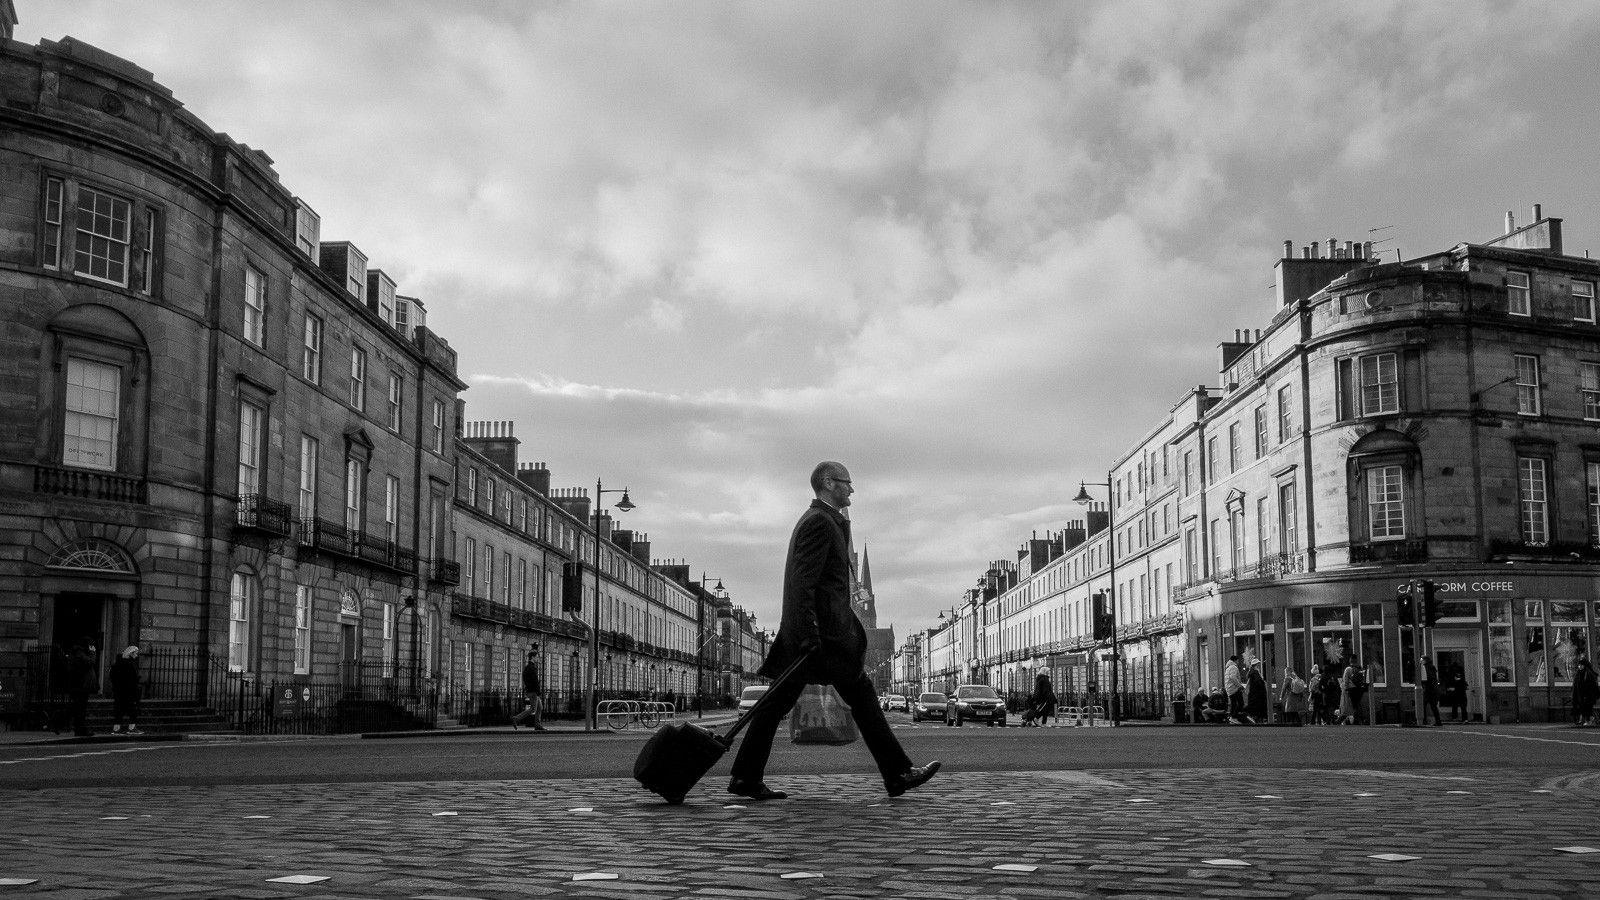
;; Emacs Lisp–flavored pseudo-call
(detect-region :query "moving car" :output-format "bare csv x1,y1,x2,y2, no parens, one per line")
737,685,769,714
911,692,947,723
884,693,909,713
945,684,1006,727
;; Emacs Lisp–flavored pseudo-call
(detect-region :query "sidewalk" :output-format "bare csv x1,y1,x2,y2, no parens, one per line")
0,711,743,746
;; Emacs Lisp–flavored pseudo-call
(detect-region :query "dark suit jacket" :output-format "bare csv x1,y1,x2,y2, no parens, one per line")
758,500,866,684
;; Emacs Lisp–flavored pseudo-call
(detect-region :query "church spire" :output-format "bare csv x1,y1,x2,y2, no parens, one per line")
860,545,874,594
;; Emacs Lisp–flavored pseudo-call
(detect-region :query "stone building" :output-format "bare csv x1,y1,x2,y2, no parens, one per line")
0,22,737,729
925,210,1600,724
0,30,465,708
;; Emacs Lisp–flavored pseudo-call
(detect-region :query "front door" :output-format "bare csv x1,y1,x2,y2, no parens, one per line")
1433,630,1483,722
340,622,360,696
51,593,108,693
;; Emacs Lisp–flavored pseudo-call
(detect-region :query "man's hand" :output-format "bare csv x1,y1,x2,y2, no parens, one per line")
798,635,820,657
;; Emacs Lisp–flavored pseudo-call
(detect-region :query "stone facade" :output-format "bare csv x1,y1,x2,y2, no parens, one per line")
926,213,1600,724
0,31,734,724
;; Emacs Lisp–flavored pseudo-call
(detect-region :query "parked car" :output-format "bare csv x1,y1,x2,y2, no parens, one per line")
945,684,1006,726
737,685,769,714
911,692,947,723
884,693,909,713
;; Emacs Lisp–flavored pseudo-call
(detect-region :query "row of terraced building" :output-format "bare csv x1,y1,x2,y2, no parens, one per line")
0,17,768,732
904,210,1600,725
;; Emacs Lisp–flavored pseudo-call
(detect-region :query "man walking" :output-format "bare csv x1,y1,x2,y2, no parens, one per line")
727,462,940,801
1419,654,1443,727
510,647,546,731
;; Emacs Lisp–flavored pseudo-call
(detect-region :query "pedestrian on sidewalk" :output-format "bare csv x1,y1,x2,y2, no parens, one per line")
1223,655,1244,723
1446,666,1469,722
110,646,144,735
510,647,546,731
1306,666,1326,725
1572,659,1598,726
1279,666,1306,726
65,639,97,737
1244,662,1269,724
1319,662,1342,725
1029,671,1057,727
1419,655,1443,727
726,462,939,801
1339,660,1367,725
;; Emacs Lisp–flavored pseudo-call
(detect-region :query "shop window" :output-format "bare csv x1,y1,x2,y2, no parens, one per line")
1488,601,1513,686
1549,600,1588,686
1526,600,1547,687
1359,603,1385,687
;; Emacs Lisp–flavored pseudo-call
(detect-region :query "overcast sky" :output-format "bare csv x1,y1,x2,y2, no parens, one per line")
23,1,1600,640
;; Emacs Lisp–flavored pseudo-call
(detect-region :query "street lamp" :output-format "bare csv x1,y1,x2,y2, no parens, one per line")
585,478,635,732
696,573,724,719
1074,478,1121,726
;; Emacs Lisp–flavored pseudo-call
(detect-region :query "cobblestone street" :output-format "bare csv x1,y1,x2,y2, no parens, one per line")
6,762,1600,898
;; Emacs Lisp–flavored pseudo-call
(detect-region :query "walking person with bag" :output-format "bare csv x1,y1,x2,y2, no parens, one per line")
1029,671,1058,727
725,462,940,801
109,646,143,735
510,647,547,731
1339,660,1368,725
65,639,98,737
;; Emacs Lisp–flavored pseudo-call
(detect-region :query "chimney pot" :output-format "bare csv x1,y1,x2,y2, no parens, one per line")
1533,203,1542,221
1310,241,1319,258
1506,211,1516,233
1283,239,1293,258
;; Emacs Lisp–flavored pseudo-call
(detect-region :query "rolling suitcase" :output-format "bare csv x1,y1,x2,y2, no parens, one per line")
633,655,808,804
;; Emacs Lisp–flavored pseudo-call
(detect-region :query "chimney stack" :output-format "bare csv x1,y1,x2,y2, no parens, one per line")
516,461,551,495
1506,210,1516,234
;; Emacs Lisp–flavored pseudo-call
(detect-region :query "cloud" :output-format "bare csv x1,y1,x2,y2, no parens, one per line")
23,0,1600,637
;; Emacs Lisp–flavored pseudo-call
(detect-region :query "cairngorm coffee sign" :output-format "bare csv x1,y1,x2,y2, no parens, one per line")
1395,579,1519,596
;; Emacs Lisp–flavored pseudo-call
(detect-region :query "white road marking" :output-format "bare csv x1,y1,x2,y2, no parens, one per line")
0,745,175,765
1447,731,1600,749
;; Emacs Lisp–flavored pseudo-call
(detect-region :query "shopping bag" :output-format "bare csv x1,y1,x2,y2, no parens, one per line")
789,683,859,745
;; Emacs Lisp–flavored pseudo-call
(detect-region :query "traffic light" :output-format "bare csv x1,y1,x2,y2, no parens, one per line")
1092,591,1115,641
561,561,584,613
1421,579,1441,627
1396,580,1416,626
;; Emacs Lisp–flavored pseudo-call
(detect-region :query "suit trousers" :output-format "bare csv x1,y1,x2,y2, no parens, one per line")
731,671,912,783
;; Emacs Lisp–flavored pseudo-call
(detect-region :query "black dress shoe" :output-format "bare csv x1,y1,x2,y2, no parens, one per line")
727,778,788,801
885,760,941,797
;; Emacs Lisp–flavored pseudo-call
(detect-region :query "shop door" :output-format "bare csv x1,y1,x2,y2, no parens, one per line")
1433,630,1483,722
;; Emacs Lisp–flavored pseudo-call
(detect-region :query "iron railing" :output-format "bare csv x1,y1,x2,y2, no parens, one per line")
298,517,417,574
236,493,294,537
431,557,462,585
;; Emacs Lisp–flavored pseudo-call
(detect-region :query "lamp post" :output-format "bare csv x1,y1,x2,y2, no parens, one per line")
697,573,724,719
585,478,635,732
1074,478,1120,726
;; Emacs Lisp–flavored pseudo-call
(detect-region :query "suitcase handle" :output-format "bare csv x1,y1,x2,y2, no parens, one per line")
720,652,811,746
